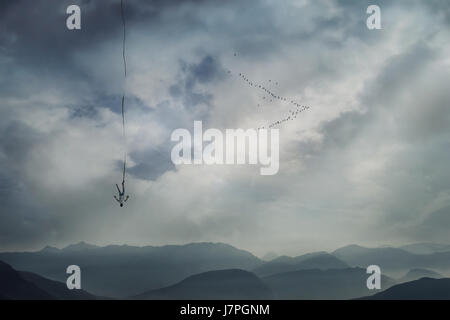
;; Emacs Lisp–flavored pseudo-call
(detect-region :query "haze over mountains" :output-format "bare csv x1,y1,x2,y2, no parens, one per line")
264,267,396,299
134,269,273,300
399,268,443,283
0,261,99,300
399,243,450,255
253,252,349,277
1,241,449,300
0,242,261,297
333,244,450,275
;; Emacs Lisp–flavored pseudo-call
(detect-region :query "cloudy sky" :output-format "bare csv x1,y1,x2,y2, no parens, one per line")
1,0,449,256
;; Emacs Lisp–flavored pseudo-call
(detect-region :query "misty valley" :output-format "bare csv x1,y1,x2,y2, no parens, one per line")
1,242,450,300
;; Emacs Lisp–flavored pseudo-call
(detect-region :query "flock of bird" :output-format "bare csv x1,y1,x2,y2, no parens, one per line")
264,105,311,129
236,72,311,129
228,53,311,129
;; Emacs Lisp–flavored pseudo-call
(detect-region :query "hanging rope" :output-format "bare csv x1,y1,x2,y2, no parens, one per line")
121,95,125,139
114,0,129,207
121,0,127,78
121,0,127,186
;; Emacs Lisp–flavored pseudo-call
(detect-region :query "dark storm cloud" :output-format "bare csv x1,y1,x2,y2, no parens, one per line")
0,0,230,184
171,56,225,106
0,0,293,250
1,0,118,70
0,0,125,105
70,104,99,119
0,0,206,57
124,54,226,181
187,55,226,84
0,0,220,100
0,121,56,249
128,147,174,181
0,122,42,167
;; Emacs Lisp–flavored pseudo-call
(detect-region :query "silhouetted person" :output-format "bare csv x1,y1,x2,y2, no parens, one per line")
114,181,129,207
114,161,129,207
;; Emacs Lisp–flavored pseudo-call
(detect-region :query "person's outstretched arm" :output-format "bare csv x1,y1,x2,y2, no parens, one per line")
124,195,130,202
113,196,120,203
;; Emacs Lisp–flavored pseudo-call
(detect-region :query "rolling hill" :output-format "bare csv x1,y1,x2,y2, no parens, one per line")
133,269,273,300
361,277,450,300
263,267,396,299
0,260,99,300
0,261,53,300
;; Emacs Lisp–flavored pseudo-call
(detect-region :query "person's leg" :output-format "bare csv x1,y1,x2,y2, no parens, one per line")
116,184,121,194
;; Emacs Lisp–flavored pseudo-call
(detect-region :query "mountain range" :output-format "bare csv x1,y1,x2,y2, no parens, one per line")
333,244,450,273
0,242,261,297
263,267,396,299
360,278,450,300
134,269,273,300
1,241,450,299
0,261,99,300
399,243,450,255
253,252,348,277
399,268,443,283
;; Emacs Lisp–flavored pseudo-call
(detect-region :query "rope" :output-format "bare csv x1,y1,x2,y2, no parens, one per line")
120,0,127,186
120,0,127,78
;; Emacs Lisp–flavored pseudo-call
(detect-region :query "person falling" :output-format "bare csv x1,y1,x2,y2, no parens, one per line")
114,161,129,207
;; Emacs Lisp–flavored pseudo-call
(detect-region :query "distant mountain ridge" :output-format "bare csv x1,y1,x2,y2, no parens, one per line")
61,241,99,251
134,269,273,300
399,268,443,283
399,243,450,255
0,242,262,298
2,241,450,300
253,252,348,277
332,244,450,272
263,267,396,299
0,261,99,300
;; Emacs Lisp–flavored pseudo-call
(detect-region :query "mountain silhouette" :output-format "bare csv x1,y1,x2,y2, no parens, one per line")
0,242,262,298
253,252,348,277
399,243,450,255
333,245,415,268
361,277,450,300
0,261,53,299
133,269,273,300
333,244,450,272
261,252,279,261
263,267,396,299
19,271,102,300
0,260,99,300
3,242,450,300
399,268,443,283
62,241,99,252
